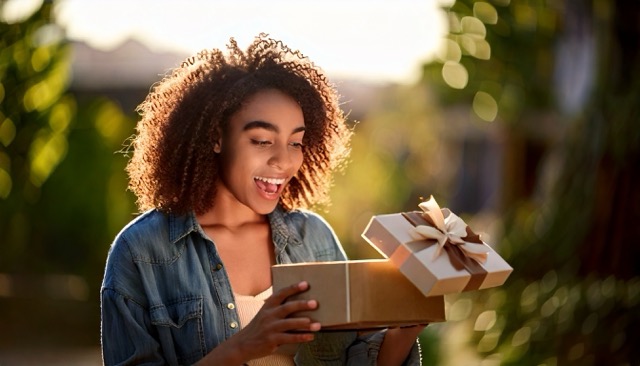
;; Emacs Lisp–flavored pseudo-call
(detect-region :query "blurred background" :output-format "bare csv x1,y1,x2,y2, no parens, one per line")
1,0,638,365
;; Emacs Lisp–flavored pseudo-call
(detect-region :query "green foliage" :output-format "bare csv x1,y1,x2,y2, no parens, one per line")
418,326,442,365
423,0,557,122
0,1,71,203
422,0,640,364
0,1,136,284
30,97,136,277
436,273,639,365
0,1,138,349
1,1,75,269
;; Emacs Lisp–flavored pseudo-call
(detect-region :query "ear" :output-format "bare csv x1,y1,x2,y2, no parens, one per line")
213,128,222,153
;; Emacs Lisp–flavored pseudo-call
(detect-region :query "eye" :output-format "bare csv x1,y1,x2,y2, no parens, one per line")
250,139,272,147
290,141,304,149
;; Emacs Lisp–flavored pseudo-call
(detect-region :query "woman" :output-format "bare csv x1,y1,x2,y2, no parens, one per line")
101,34,425,365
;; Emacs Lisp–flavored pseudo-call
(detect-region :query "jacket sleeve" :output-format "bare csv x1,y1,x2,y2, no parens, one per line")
101,288,165,366
101,238,165,366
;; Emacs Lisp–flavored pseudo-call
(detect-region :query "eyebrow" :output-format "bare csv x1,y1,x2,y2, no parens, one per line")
242,120,305,134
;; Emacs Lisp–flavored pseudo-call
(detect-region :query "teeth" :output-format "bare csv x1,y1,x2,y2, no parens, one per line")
255,176,286,185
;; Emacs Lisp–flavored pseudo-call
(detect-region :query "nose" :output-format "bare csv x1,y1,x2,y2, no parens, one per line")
268,143,294,171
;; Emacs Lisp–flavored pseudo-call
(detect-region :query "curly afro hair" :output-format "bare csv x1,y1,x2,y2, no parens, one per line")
126,34,353,215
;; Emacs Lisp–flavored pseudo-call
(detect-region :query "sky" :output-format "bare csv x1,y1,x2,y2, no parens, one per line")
4,0,450,84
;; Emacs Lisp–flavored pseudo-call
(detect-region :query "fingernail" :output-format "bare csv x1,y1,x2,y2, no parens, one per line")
307,300,317,309
310,322,321,331
305,334,315,341
298,281,309,290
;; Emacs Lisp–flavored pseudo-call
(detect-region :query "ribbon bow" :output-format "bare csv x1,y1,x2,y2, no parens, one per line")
410,196,489,264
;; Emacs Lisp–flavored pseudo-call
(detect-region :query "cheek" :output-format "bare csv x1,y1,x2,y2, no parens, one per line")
218,147,245,179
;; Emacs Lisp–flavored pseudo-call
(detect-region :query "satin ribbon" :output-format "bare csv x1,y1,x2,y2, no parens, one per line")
409,196,489,264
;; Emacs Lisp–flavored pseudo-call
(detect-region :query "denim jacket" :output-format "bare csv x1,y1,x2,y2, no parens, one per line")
101,206,421,365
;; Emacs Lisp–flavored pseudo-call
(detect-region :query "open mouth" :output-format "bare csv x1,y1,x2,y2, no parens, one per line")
254,176,286,196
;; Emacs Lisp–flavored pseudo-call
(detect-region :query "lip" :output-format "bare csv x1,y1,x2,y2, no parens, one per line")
254,176,287,185
254,175,288,200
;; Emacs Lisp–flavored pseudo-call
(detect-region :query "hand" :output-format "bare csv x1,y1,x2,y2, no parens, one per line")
197,281,320,365
235,281,321,358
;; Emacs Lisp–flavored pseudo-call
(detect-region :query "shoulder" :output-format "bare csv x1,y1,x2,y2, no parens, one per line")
281,208,341,243
102,210,177,289
106,211,165,262
283,208,347,261
110,209,196,262
103,209,199,301
285,209,335,232
114,209,171,246
102,210,160,273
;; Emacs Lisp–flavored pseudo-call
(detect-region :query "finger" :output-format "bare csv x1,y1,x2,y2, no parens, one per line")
270,330,317,345
266,281,309,306
309,321,321,332
270,317,322,333
275,299,318,318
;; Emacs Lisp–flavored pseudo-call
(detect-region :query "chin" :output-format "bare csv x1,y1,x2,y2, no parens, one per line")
252,200,280,215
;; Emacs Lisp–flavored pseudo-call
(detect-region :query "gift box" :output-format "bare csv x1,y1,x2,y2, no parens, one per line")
362,196,513,297
271,259,446,330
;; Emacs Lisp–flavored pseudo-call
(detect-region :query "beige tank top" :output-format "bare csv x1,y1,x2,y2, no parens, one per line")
234,287,296,366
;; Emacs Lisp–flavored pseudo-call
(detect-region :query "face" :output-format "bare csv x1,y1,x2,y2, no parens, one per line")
215,89,305,215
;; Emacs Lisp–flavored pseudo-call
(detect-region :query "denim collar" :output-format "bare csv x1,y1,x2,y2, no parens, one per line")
269,205,304,251
168,211,199,244
167,205,303,250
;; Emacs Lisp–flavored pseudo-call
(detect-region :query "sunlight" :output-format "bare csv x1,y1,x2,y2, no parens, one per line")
52,0,448,84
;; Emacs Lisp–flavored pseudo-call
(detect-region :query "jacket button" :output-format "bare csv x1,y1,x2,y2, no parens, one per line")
227,303,235,310
230,321,238,329
215,263,223,271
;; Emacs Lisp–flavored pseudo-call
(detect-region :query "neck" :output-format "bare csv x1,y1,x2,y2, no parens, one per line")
196,185,267,230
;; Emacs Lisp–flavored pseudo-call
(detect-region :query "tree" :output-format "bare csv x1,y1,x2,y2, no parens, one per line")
0,0,136,347
422,0,640,364
0,0,75,269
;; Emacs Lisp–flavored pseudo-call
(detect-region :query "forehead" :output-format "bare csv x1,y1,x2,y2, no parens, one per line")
228,89,304,130
242,88,298,110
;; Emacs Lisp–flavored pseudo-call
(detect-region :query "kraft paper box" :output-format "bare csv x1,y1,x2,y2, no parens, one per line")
362,197,513,298
271,259,446,330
